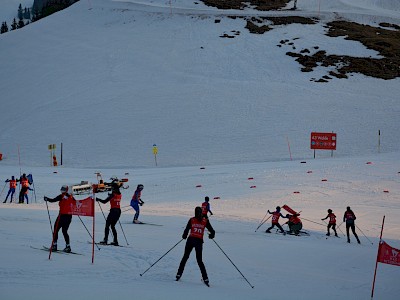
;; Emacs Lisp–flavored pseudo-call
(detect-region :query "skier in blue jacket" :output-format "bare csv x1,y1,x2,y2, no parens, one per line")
130,184,144,223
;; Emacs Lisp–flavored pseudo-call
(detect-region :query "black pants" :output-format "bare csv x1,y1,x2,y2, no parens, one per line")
104,208,121,243
19,187,28,203
177,237,208,280
327,223,337,235
266,223,285,233
53,214,72,245
346,223,360,242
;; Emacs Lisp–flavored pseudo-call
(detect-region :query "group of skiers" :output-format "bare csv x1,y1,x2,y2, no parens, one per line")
265,205,361,244
42,180,146,251
3,175,362,286
41,181,215,285
2,173,33,204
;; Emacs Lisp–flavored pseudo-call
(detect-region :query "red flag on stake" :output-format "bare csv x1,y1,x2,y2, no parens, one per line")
371,216,400,299
377,241,400,266
66,196,95,217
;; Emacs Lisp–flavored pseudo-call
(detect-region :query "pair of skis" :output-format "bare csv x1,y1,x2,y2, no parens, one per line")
30,245,82,255
176,276,210,287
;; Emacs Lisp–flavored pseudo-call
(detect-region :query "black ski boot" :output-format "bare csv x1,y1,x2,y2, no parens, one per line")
175,274,181,281
203,278,210,287
63,245,71,253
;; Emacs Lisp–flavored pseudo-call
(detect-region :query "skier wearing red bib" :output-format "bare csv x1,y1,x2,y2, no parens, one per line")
176,206,215,286
321,209,338,237
201,196,213,218
265,206,287,234
286,213,302,235
44,185,75,253
343,206,360,244
96,181,122,246
3,176,17,203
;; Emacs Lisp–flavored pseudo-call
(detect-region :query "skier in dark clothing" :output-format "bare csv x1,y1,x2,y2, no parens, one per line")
343,206,360,244
176,206,215,287
44,185,75,252
201,196,213,218
321,209,338,237
18,173,32,204
96,181,122,246
265,206,287,234
3,176,17,203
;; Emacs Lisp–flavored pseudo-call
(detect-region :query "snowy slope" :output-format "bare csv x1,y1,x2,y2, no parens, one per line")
0,152,399,300
0,1,400,300
0,0,399,168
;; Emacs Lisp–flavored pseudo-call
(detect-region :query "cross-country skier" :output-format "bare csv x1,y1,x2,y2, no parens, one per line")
18,173,32,204
44,185,75,252
130,184,144,223
201,196,213,218
343,206,360,244
97,181,122,246
265,206,287,234
321,209,338,237
285,213,302,235
3,176,16,203
176,206,215,287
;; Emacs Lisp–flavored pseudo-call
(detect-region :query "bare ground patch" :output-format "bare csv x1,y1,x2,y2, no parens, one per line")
286,21,400,81
202,1,400,81
201,0,290,11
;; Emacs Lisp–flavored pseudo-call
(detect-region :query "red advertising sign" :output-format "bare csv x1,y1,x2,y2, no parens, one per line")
310,132,337,150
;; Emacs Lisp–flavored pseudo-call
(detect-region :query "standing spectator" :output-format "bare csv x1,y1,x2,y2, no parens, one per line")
3,176,17,203
265,206,287,234
176,206,215,287
130,184,144,223
44,185,75,252
343,206,360,244
97,181,122,246
201,196,213,218
18,173,32,204
321,209,338,237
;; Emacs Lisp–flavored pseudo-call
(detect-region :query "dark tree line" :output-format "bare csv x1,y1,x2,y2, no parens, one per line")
1,1,78,35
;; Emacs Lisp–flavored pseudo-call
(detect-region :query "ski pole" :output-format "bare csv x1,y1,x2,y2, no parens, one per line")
322,220,345,237
335,221,346,237
0,182,7,199
212,239,254,289
32,181,37,203
44,197,54,235
336,221,347,237
302,217,326,227
78,215,101,250
97,201,114,240
140,238,184,277
255,215,271,232
122,207,132,213
118,220,129,246
254,212,270,232
355,224,374,245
